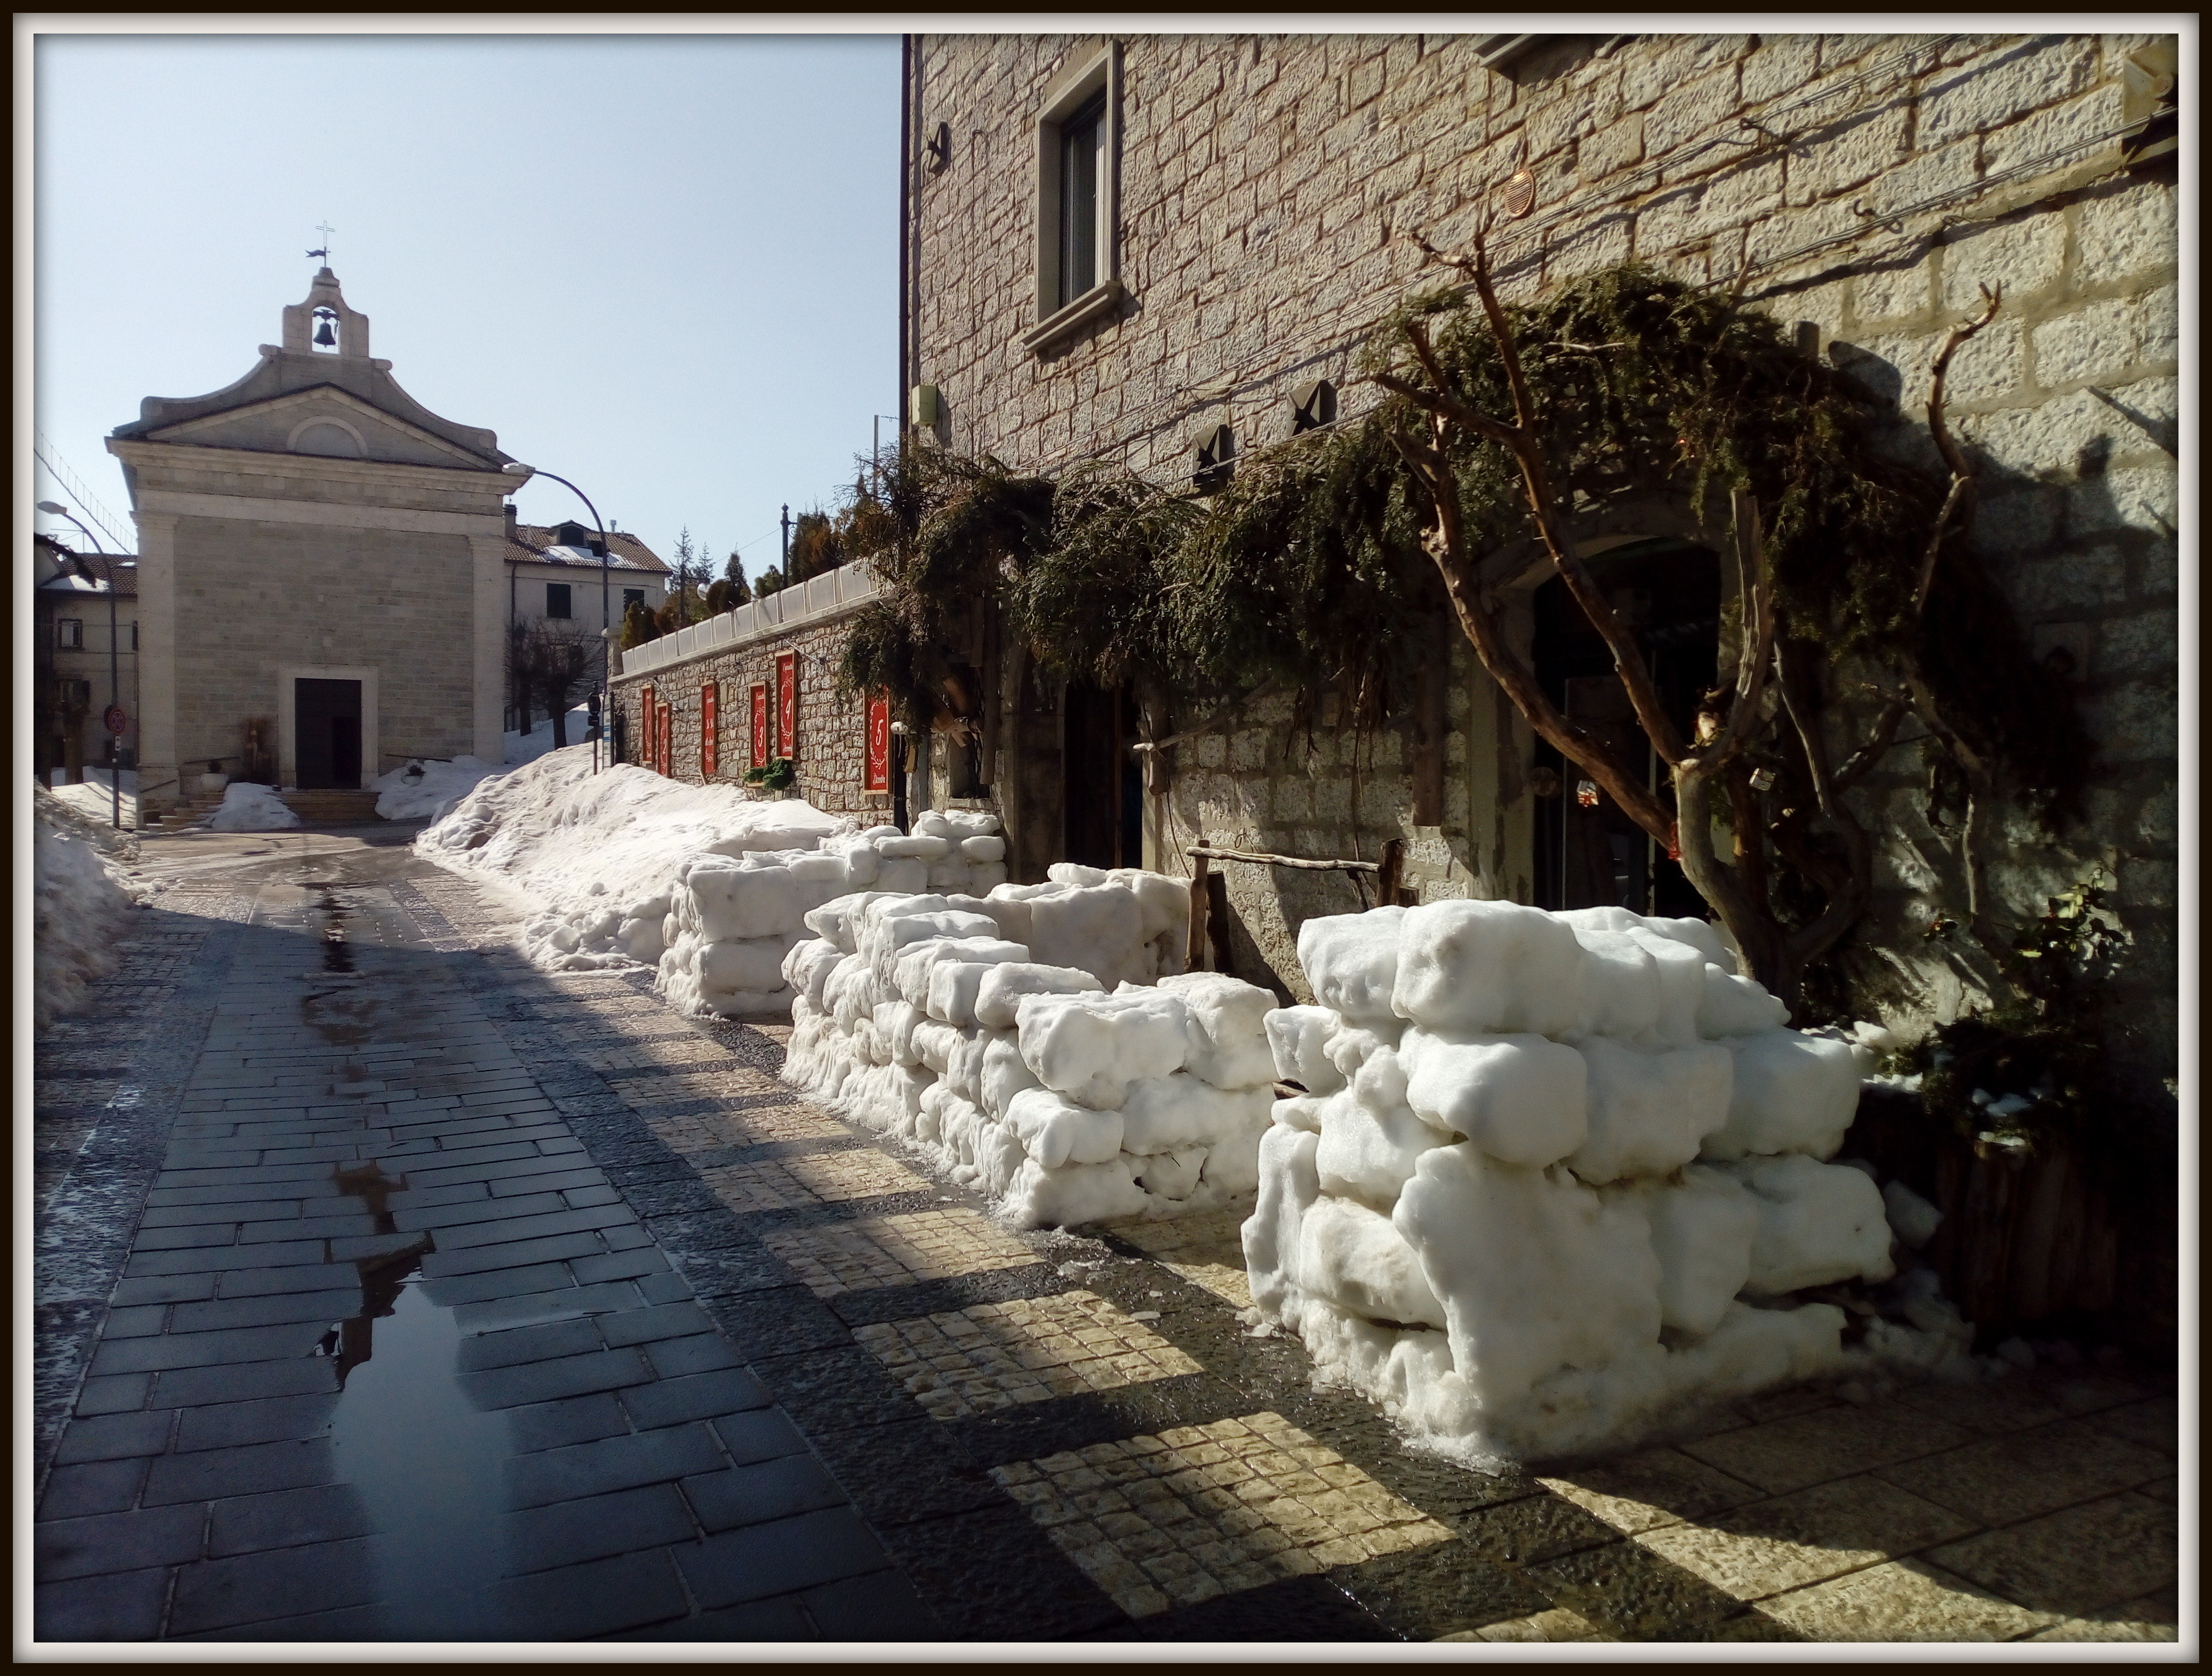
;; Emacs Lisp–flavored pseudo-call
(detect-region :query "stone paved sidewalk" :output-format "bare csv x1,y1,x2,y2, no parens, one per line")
30,831,2186,1645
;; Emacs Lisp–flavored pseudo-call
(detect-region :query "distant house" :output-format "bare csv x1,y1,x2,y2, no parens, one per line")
32,536,139,784
503,516,670,732
106,267,528,810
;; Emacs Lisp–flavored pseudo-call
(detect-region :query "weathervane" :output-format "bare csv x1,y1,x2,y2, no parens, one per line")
306,221,335,263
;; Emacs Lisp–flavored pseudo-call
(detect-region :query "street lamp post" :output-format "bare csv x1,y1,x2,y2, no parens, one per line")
38,501,125,830
503,464,610,773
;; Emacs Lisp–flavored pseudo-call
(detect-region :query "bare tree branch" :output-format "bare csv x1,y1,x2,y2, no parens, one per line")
1382,413,1677,842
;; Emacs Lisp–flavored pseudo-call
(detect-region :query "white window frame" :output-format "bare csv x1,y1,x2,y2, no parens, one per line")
1024,39,1124,356
56,618,84,649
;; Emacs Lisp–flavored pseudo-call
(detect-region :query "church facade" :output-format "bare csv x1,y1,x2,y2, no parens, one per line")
108,268,523,813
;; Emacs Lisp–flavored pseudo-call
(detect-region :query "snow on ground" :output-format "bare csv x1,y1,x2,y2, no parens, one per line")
505,704,594,767
781,859,1277,1228
1244,899,1972,1463
33,783,154,1031
365,703,597,821
414,746,844,972
43,767,138,830
656,809,1011,1016
207,783,302,832
371,757,503,821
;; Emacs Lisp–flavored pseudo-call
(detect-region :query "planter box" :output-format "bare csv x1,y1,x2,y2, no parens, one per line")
1845,1089,2120,1336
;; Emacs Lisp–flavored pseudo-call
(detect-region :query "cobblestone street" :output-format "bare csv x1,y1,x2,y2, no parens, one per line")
30,824,2183,1645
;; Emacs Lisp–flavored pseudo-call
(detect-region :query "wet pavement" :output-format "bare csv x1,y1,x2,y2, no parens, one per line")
30,824,2187,1646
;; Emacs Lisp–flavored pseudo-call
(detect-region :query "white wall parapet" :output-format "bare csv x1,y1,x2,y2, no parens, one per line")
615,560,884,679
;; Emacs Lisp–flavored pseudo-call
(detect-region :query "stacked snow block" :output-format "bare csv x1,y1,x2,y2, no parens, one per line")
1245,899,1950,1460
656,809,1008,1017
780,865,1278,1228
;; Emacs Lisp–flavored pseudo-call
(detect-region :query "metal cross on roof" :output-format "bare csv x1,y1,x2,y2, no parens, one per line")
306,220,335,261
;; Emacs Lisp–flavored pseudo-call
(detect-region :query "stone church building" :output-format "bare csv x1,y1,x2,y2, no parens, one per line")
108,267,526,814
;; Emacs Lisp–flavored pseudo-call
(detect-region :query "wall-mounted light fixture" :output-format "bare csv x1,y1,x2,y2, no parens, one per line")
925,121,952,173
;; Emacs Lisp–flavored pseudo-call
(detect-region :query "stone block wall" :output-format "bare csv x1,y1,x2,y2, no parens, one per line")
610,609,888,820
910,31,2178,1082
169,515,476,772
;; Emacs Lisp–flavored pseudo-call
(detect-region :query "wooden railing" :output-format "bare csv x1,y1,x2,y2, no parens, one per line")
1183,836,1407,973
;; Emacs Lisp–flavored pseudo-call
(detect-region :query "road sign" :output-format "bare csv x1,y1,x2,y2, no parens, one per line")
104,704,127,736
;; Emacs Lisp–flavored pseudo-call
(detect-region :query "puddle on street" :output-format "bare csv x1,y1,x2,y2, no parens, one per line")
318,888,357,973
326,1259,514,1640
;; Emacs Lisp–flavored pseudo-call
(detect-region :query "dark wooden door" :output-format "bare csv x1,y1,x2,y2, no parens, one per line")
295,678,364,789
1062,682,1141,870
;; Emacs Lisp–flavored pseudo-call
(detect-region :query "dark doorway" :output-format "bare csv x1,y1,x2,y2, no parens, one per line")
1063,682,1143,870
1531,539,1719,916
295,678,364,789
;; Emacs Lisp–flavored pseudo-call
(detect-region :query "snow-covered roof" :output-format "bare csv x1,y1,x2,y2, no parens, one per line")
505,521,670,576
34,539,138,597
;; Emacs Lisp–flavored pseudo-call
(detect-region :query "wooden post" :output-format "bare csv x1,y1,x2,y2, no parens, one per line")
1206,872,1233,976
1187,840,1212,972
1378,837,1407,908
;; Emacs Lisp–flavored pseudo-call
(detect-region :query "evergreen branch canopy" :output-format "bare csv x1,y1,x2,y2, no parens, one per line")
833,261,2084,816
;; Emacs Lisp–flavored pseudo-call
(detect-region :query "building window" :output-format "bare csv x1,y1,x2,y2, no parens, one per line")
1194,424,1236,495
1057,91,1106,308
1025,40,1122,354
623,588,645,612
546,583,572,619
56,619,82,649
1292,380,1339,434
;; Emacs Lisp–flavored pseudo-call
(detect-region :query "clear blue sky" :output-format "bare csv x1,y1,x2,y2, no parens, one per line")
31,27,901,578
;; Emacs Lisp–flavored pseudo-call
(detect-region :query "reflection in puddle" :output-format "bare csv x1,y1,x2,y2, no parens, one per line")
319,889,357,973
327,1266,513,1639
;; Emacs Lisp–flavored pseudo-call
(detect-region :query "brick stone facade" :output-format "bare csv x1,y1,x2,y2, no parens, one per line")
168,516,478,768
610,604,892,822
899,31,2178,1085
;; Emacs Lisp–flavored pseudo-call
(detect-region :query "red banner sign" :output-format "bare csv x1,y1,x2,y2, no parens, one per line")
864,692,892,793
640,685,656,771
749,683,769,769
775,652,797,758
701,683,718,779
657,700,673,777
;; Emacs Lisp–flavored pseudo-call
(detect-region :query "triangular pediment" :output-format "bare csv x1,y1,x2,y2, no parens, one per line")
142,385,496,469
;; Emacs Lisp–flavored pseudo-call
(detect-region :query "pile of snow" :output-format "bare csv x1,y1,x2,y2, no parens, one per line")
657,808,1011,1017
207,783,301,832
44,767,138,830
371,757,504,822
506,703,594,767
415,746,841,972
1244,900,1970,1461
781,864,1277,1228
34,783,152,1031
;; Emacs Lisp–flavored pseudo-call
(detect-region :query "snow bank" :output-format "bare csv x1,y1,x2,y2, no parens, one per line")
656,809,1013,1016
44,767,138,829
506,703,594,766
1245,900,1970,1461
414,746,841,973
781,867,1277,1228
34,784,152,1031
206,783,301,832
371,756,504,821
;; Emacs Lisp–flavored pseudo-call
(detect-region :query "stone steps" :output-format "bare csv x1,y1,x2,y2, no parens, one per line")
277,790,384,824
